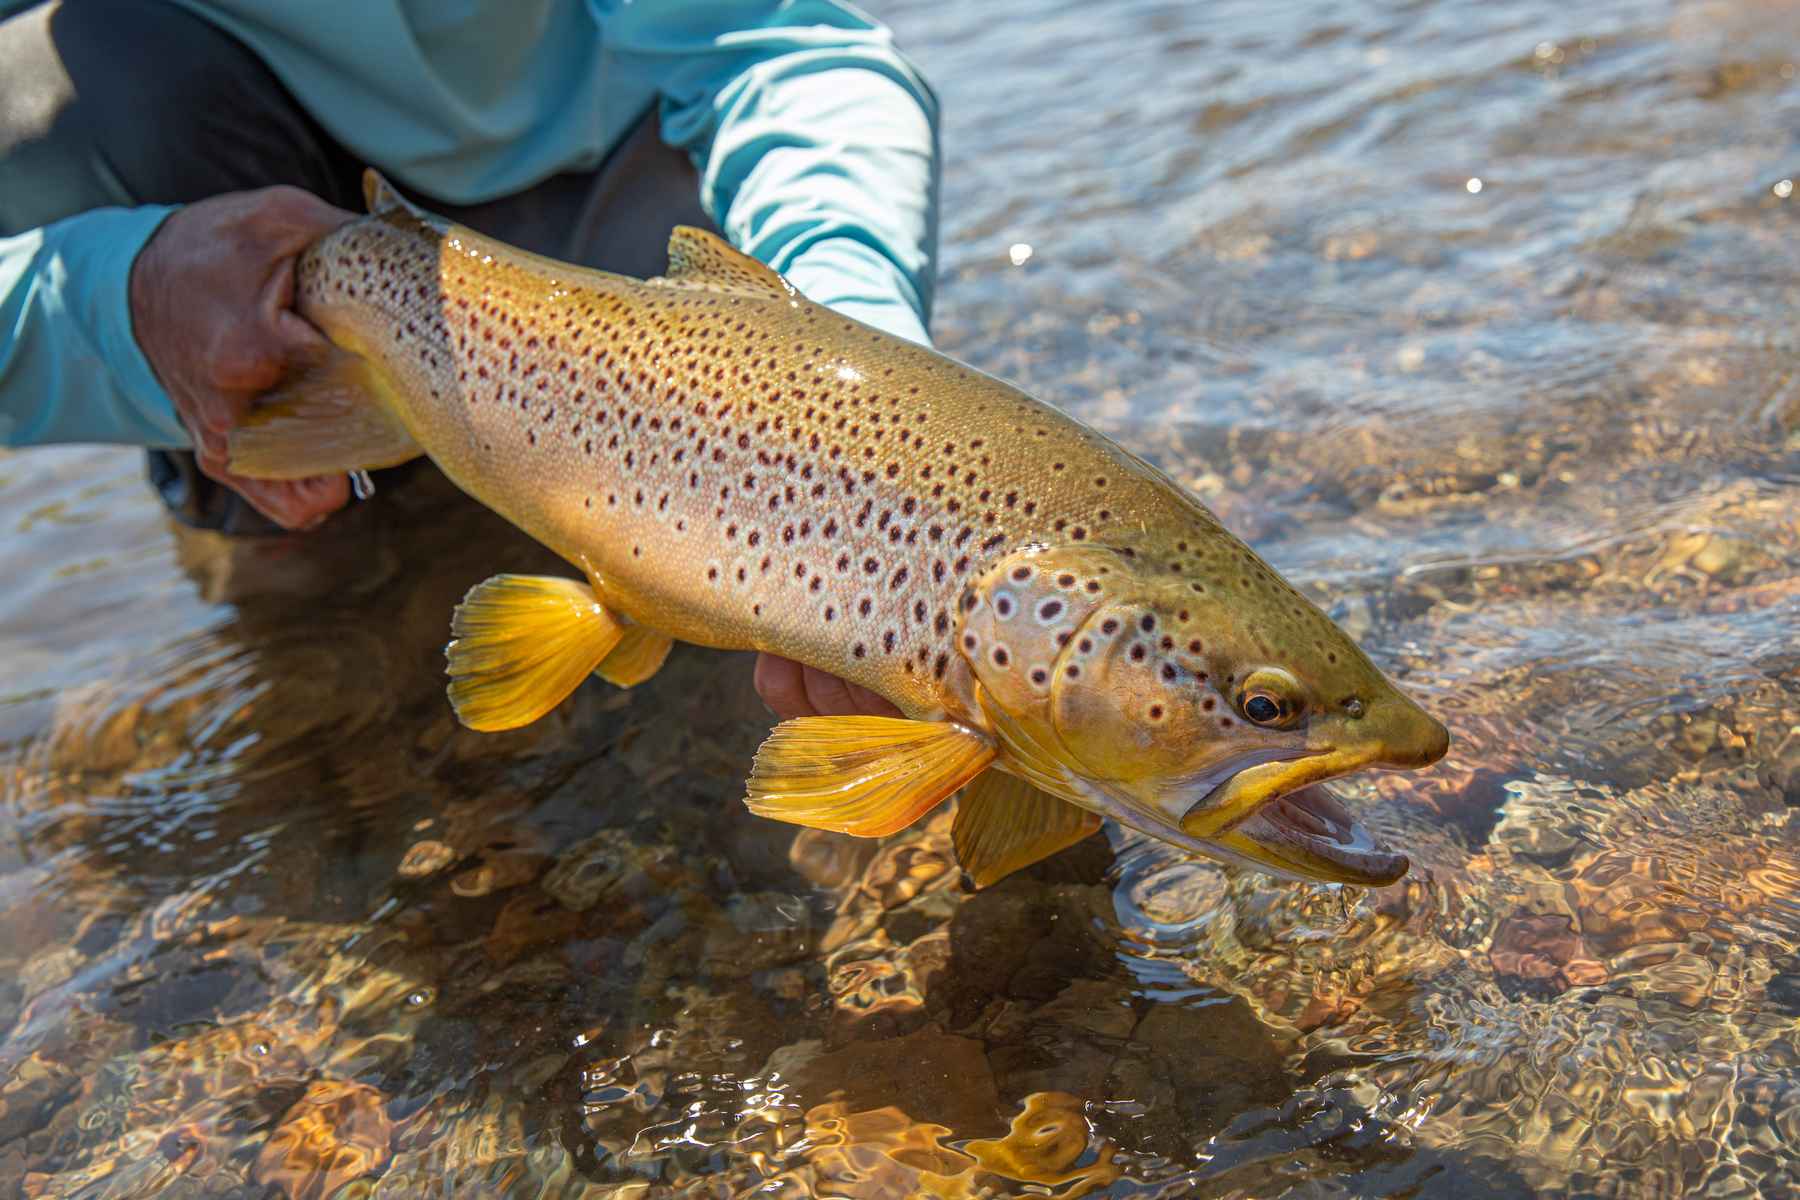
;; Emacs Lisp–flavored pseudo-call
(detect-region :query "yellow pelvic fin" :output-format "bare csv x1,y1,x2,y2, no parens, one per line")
594,627,674,688
745,717,996,838
952,771,1103,889
661,227,793,299
227,347,421,479
445,575,624,731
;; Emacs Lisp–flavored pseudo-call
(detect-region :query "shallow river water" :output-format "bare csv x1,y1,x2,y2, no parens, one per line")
4,0,1800,1196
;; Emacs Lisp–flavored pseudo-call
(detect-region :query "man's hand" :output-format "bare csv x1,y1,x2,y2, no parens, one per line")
130,186,357,531
754,653,903,720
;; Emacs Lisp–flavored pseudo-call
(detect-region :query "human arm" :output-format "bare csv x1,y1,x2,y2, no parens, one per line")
0,207,187,447
623,0,941,346
0,188,355,528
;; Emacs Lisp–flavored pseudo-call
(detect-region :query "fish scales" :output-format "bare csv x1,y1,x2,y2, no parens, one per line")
301,207,1315,721
234,173,1448,890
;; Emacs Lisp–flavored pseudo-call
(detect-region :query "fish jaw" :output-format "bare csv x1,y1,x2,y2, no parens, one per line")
1175,746,1376,840
1161,703,1447,885
1067,773,1409,887
1174,747,1414,884
1211,785,1410,887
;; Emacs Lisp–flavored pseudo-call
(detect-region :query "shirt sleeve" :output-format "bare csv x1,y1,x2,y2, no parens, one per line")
0,206,191,448
638,2,941,346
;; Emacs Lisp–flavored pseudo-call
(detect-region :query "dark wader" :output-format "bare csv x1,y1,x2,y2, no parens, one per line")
0,0,709,534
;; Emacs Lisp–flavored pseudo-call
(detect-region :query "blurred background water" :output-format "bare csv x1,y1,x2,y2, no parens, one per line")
3,0,1799,1195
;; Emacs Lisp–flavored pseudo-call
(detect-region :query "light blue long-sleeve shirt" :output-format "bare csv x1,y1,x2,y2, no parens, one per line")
0,0,939,448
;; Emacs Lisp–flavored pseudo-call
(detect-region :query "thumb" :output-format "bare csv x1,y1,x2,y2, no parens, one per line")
264,249,332,362
273,308,330,363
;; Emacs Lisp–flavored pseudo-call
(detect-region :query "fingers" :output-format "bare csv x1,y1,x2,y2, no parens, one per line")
843,679,904,718
800,664,861,718
187,398,239,443
226,477,310,530
754,654,813,720
289,473,352,520
227,473,351,532
191,434,236,481
195,419,351,532
753,654,903,720
192,434,349,531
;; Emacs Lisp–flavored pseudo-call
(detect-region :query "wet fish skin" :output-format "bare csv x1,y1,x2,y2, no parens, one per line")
230,172,1448,887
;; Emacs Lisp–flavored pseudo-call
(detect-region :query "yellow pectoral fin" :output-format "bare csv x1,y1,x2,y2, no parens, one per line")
952,771,1103,889
594,627,674,688
445,575,625,731
227,347,422,479
746,717,996,838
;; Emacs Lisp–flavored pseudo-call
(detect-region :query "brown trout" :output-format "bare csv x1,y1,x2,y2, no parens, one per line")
231,172,1449,888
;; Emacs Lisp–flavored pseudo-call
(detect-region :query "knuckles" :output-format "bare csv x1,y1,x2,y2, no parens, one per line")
199,322,285,391
237,186,352,244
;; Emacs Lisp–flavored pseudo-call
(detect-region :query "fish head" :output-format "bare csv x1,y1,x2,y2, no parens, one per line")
959,541,1448,886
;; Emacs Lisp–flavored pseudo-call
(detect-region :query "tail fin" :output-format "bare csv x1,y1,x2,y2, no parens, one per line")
228,348,421,479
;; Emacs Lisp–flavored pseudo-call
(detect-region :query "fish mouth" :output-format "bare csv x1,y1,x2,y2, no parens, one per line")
1177,748,1368,840
1173,750,1409,886
1210,783,1409,886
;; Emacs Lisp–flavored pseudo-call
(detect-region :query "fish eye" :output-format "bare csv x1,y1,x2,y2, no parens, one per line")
1238,668,1305,728
1244,694,1282,724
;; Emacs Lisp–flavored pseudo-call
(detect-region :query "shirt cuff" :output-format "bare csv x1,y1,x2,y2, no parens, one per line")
59,205,191,447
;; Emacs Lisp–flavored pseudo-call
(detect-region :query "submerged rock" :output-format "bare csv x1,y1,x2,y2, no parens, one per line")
776,1026,1005,1138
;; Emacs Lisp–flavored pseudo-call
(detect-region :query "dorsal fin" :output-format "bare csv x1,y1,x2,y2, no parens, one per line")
362,169,428,220
662,227,792,299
